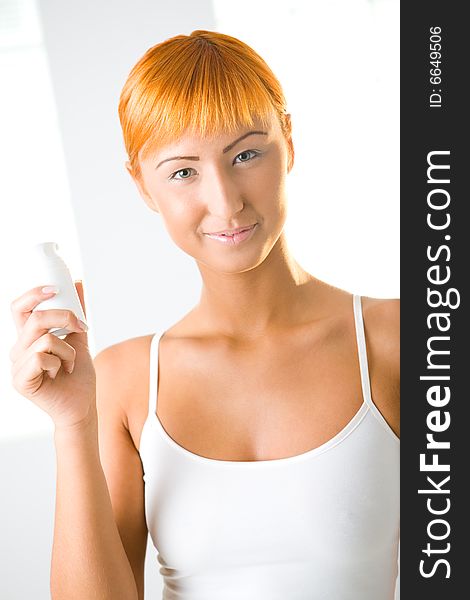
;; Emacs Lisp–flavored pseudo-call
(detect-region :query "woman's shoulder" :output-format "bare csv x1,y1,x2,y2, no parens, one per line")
95,310,199,388
319,286,399,377
360,296,400,362
314,281,399,341
94,333,155,376
93,334,155,437
360,295,400,437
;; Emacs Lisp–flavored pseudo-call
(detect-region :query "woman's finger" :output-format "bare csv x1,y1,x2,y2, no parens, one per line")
11,333,77,379
9,309,84,363
10,285,60,335
12,351,63,396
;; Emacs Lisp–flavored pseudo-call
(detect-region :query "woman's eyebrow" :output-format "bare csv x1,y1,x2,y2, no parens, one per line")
222,130,268,153
155,130,268,170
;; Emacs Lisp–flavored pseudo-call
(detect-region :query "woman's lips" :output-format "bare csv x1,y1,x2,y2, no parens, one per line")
203,223,258,245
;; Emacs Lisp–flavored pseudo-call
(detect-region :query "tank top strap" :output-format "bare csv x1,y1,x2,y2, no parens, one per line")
148,332,162,418
352,294,400,442
352,295,374,411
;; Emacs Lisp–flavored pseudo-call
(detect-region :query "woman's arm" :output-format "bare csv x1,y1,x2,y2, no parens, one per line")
50,403,139,600
9,282,141,599
50,338,150,600
93,340,150,600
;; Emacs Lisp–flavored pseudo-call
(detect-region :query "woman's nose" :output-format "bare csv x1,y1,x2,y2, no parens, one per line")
203,166,244,218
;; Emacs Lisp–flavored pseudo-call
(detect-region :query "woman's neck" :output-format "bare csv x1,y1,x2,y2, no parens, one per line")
194,233,318,340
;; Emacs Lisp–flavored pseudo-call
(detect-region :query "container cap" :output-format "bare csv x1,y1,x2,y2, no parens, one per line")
34,241,70,265
34,242,60,259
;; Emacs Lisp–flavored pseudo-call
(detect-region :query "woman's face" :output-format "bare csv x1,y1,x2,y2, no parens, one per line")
131,112,293,274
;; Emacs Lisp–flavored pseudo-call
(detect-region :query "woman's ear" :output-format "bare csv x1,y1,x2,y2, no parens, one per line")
125,160,159,213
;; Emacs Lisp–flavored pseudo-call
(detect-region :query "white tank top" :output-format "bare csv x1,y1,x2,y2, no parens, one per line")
139,295,400,599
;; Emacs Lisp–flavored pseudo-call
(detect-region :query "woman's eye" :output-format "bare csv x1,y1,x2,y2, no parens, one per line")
168,150,260,182
234,149,259,163
169,167,195,181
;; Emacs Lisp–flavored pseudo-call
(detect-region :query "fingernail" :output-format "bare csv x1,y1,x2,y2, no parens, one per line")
77,319,88,332
66,363,74,374
42,286,59,295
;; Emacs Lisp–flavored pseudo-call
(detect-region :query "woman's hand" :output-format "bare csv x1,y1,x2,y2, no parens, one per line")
9,281,97,429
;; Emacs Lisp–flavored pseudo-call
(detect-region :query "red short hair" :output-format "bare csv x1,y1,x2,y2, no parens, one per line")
118,30,292,180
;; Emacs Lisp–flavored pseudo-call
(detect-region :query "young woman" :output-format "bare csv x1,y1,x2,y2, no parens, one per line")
10,30,399,600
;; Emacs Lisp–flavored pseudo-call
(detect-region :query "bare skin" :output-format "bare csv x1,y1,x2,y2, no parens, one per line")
118,110,400,460
114,283,399,462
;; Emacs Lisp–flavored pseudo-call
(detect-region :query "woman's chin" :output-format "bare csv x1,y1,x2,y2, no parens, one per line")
196,254,265,275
